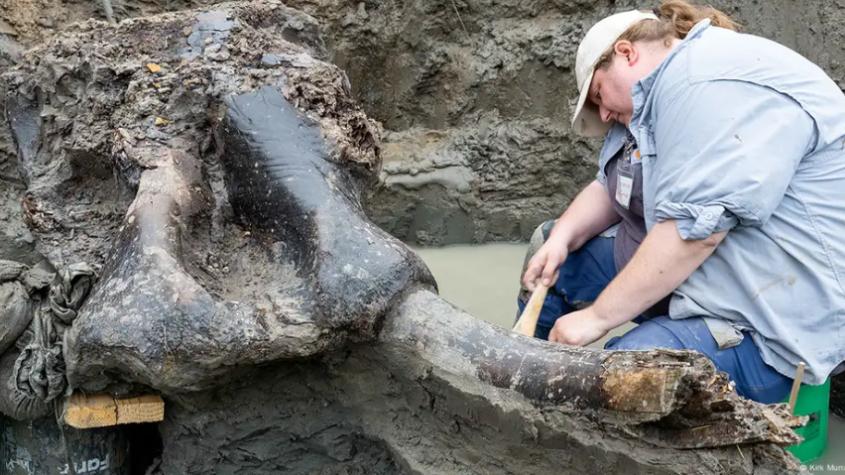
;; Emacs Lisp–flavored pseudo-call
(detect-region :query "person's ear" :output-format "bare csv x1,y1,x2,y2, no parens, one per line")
613,40,638,66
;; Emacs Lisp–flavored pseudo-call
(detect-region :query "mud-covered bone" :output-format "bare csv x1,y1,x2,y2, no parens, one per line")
62,94,432,391
384,290,802,449
220,86,432,329
62,139,349,392
0,2,433,392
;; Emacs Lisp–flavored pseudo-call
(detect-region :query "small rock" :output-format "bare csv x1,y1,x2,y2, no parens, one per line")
36,17,54,28
146,63,162,73
341,13,357,27
206,50,230,62
154,117,171,126
260,54,282,66
116,128,135,144
0,19,18,37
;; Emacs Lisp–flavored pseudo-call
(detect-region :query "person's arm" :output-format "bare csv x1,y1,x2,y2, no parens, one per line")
548,220,725,345
549,77,816,345
550,179,620,253
522,179,620,290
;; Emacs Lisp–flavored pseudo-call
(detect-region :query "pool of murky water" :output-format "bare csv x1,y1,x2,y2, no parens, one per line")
415,243,844,472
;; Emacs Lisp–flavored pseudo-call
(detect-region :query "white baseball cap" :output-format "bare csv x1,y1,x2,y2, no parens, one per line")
571,10,658,137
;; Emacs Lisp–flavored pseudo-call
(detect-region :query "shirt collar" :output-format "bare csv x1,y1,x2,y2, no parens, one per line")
630,19,712,128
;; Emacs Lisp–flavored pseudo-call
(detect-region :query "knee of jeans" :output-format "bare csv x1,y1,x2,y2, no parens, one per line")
604,322,685,351
603,336,622,350
534,324,552,341
737,377,792,404
730,337,794,403
519,220,557,292
537,296,566,327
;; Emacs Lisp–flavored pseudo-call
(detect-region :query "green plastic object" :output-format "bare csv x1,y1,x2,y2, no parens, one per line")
785,378,830,463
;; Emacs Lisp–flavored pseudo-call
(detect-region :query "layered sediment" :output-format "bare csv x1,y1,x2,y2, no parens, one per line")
284,0,845,244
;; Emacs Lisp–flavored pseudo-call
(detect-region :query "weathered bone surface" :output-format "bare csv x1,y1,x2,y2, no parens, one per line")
4,1,435,393
0,1,804,473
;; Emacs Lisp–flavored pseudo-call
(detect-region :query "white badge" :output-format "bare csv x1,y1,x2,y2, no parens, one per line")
616,172,633,209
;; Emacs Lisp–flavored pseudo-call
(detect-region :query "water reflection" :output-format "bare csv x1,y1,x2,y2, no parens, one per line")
413,242,632,347
413,243,525,330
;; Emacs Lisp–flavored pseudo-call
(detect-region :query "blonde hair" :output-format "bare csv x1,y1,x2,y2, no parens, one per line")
596,1,740,68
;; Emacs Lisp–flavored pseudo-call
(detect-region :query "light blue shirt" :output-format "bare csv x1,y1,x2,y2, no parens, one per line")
630,20,845,384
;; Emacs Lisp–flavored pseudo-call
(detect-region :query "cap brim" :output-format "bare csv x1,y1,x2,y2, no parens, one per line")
571,69,611,138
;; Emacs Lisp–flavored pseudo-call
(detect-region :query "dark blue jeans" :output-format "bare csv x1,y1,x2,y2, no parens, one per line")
517,234,792,403
518,236,617,341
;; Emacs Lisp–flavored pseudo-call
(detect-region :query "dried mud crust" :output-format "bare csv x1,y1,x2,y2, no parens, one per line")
154,339,801,475
0,0,226,46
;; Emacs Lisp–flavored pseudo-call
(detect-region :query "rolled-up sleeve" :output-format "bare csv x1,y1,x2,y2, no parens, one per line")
651,79,816,240
654,202,738,240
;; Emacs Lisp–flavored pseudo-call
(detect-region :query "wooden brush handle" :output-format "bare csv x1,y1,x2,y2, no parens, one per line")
788,361,806,414
512,284,549,337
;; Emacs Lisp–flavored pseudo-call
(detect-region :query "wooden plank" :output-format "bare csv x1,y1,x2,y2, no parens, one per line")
64,393,118,429
64,393,164,429
116,394,165,425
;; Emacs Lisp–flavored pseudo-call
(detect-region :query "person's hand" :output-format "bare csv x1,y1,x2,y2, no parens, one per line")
522,239,567,291
548,307,609,347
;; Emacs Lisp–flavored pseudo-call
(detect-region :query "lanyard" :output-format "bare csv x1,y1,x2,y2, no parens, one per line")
615,132,638,209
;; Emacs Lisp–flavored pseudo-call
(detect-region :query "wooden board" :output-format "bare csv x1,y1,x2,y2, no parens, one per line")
64,393,164,429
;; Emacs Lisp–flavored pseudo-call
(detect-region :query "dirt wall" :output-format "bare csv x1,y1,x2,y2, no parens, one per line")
282,0,845,244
